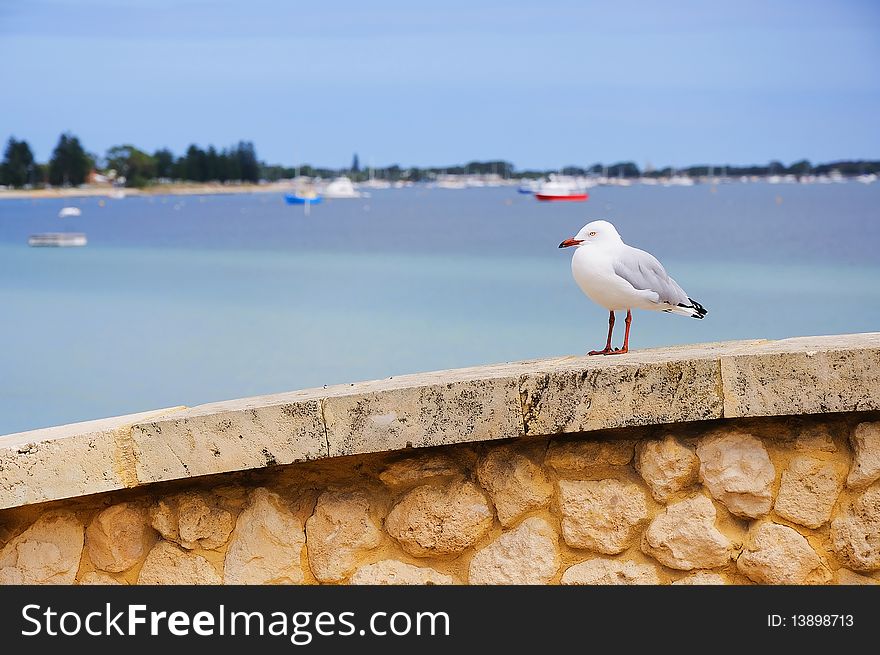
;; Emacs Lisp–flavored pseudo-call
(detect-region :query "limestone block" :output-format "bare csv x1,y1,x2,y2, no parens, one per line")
305,490,383,582
0,511,83,585
641,495,733,570
521,354,723,435
847,422,880,489
349,560,457,585
558,479,648,554
379,453,461,488
79,571,123,585
697,431,775,518
385,480,493,557
736,522,821,585
561,558,659,585
831,484,880,572
129,395,327,484
86,503,154,572
322,375,523,457
545,439,635,473
835,569,878,585
721,335,880,418
773,456,844,528
476,445,553,526
224,488,305,585
671,572,726,585
468,517,559,585
635,435,700,502
149,491,234,550
137,541,222,584
0,407,184,510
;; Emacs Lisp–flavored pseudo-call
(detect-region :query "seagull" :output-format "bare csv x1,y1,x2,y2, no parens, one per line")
558,220,707,355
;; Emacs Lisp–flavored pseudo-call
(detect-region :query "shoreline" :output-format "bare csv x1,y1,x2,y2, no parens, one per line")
0,183,296,201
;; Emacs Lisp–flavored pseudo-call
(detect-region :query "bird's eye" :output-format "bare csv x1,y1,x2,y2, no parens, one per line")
589,231,597,237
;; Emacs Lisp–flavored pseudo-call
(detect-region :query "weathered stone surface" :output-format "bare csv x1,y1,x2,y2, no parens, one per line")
835,569,878,585
385,480,493,557
561,558,659,585
149,491,234,550
635,435,700,502
0,511,84,585
349,560,457,585
86,503,154,572
130,394,327,484
0,408,184,510
774,456,844,528
79,571,123,585
137,541,222,584
641,495,733,570
469,517,559,584
558,479,648,554
224,488,305,585
697,431,775,518
379,454,461,488
521,352,725,435
671,572,726,585
545,439,634,473
322,374,523,457
847,422,880,489
794,425,837,452
737,522,822,585
831,484,880,572
305,490,383,582
721,334,880,418
476,445,552,526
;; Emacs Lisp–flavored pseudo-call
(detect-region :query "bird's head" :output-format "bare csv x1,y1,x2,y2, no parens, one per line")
558,220,622,248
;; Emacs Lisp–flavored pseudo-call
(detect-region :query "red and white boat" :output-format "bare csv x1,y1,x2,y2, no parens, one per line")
534,175,589,202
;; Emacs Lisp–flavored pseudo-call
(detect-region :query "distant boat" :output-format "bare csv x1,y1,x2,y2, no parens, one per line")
28,233,87,247
534,175,589,202
434,174,467,190
855,173,876,185
321,176,363,199
58,207,82,218
518,179,541,194
285,190,322,205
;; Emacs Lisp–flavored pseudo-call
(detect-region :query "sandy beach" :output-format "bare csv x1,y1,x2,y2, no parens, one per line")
0,182,296,200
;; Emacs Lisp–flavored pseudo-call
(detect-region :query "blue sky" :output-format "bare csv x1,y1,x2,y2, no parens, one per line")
1,0,878,169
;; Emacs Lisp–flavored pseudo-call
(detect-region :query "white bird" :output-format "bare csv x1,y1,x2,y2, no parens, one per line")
558,220,707,355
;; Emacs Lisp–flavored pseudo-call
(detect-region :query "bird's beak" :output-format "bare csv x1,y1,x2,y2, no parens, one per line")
558,238,583,248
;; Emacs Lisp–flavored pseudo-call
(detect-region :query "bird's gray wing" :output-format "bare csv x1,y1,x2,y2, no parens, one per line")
612,246,690,306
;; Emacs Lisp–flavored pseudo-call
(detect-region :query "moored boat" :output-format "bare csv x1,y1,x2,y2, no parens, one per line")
534,175,589,201
28,233,88,247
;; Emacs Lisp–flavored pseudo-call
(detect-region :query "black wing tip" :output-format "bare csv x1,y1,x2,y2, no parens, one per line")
679,298,708,318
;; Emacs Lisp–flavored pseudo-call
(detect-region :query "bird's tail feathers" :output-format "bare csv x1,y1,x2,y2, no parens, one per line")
664,298,707,319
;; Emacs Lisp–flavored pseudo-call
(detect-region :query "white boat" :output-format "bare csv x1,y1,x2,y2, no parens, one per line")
321,176,363,198
58,207,82,218
856,173,877,185
534,175,589,201
435,174,467,189
28,233,87,247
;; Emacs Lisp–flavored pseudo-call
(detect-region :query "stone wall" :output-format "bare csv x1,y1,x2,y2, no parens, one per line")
2,334,879,585
1,413,878,585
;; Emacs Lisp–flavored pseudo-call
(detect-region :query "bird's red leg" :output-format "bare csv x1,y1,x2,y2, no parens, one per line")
608,310,631,355
589,311,615,355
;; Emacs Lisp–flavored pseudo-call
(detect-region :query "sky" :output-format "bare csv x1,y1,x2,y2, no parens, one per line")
1,0,879,170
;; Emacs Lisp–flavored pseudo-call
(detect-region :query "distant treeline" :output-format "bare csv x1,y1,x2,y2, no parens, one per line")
1,132,878,189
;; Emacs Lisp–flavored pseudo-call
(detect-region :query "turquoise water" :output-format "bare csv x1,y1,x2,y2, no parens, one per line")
1,184,879,434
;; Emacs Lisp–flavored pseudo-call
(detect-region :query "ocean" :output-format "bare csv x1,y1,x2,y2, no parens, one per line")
1,183,878,435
